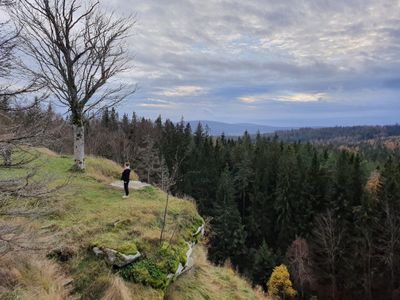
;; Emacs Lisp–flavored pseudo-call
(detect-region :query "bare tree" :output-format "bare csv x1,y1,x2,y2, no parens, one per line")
376,201,400,293
0,0,44,169
286,238,313,299
312,211,344,300
159,158,175,245
359,225,374,300
135,135,161,184
11,0,136,169
0,0,63,256
158,156,184,246
0,102,70,257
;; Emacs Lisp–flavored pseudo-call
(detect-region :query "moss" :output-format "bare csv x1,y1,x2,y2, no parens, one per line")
119,241,190,290
174,241,189,266
117,242,138,255
120,259,169,290
91,235,138,256
156,242,181,274
135,240,152,254
179,214,204,243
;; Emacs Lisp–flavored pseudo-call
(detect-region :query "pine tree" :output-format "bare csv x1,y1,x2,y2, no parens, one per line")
252,240,278,288
109,107,119,131
235,155,253,218
209,167,246,265
121,113,130,134
274,146,300,248
101,107,110,127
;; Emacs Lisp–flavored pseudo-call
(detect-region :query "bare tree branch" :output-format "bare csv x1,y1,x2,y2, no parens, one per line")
11,0,136,169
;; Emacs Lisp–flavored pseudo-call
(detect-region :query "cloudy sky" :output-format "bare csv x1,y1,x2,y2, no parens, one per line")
105,1,398,126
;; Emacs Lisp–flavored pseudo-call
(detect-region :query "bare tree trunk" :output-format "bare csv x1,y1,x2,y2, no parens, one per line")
1,144,12,167
160,191,170,245
73,124,85,170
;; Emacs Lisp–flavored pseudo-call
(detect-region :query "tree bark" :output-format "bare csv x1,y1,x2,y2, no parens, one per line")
73,124,85,170
1,144,12,167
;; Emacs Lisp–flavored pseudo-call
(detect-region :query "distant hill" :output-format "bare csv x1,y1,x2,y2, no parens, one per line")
271,124,400,143
188,120,293,136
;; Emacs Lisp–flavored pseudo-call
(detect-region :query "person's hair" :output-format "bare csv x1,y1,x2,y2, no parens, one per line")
124,162,130,167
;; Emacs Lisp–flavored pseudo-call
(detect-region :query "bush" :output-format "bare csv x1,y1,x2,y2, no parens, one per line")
267,264,297,299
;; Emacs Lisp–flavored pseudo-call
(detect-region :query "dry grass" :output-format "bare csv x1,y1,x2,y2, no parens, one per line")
126,282,164,300
35,147,59,157
85,156,138,183
0,254,72,300
167,246,270,300
102,276,132,300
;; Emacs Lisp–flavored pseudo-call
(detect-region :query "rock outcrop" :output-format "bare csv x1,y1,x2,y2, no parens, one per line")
93,247,141,267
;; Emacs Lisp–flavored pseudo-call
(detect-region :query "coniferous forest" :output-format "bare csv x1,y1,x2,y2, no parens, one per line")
44,107,400,300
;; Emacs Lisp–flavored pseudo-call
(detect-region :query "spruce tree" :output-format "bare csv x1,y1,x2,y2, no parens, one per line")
209,167,246,265
252,240,278,288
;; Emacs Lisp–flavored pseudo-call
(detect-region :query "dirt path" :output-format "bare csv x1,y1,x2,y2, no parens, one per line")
110,180,151,190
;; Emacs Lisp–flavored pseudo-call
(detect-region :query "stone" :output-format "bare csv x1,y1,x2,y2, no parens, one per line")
95,247,141,267
113,251,141,267
175,263,184,276
110,180,151,191
192,224,205,237
92,247,104,256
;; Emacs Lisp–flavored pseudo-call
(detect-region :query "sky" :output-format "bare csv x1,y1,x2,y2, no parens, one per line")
8,0,400,127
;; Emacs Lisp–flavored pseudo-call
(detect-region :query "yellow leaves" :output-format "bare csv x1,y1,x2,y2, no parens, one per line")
366,170,380,201
267,264,297,299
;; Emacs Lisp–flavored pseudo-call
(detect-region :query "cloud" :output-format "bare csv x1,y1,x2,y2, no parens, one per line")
138,98,175,109
139,103,172,108
157,86,207,97
276,93,327,102
239,92,327,103
20,0,399,125
239,96,257,103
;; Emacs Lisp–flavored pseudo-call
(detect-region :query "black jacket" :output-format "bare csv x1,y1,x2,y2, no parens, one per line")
121,168,131,182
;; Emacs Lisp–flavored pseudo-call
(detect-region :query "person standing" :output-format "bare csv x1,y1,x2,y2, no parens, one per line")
121,162,131,198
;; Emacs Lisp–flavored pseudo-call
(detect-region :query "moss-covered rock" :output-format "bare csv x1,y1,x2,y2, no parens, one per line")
91,234,138,255
119,241,191,289
120,259,169,289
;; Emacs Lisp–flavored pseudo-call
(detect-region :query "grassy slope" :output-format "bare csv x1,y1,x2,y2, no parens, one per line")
167,246,268,300
0,149,266,300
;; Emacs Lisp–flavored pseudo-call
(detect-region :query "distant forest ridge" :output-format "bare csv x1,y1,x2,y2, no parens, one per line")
187,120,293,136
187,121,400,143
269,124,400,143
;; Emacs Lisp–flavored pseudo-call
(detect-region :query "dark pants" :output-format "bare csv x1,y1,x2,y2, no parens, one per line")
124,181,129,196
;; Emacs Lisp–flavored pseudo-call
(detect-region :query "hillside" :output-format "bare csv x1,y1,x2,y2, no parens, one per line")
271,124,400,143
0,149,266,300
